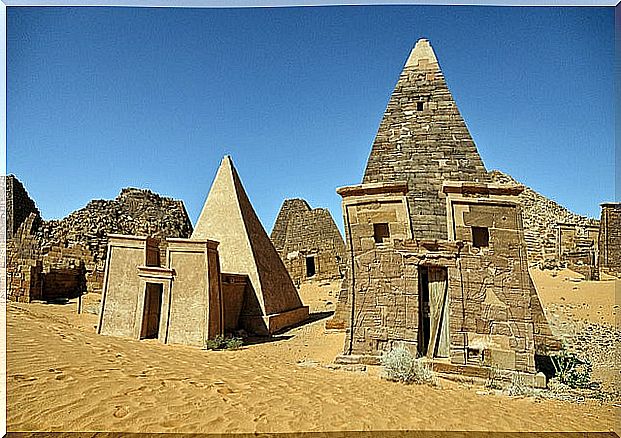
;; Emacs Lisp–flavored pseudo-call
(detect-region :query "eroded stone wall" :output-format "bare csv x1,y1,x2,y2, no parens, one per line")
6,176,193,301
7,213,43,302
271,198,345,284
338,194,558,373
5,175,41,240
490,170,599,266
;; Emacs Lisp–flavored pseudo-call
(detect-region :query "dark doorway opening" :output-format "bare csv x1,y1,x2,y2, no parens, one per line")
418,267,431,356
418,266,449,358
305,256,316,278
141,283,163,339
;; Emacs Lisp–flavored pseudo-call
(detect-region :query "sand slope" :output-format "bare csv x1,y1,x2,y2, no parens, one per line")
6,280,619,433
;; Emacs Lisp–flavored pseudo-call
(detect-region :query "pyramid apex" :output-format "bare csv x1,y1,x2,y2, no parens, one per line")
405,38,439,70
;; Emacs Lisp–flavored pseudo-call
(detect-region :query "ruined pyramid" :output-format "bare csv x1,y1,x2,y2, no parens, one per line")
192,156,309,335
363,38,490,240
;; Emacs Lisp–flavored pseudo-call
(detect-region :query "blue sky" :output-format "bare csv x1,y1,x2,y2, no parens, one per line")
7,6,615,234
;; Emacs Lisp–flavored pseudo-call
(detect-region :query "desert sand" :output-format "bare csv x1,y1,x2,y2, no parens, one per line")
6,276,620,433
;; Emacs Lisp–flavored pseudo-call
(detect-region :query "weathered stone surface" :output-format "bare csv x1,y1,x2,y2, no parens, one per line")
192,156,309,334
489,170,599,268
362,39,490,241
332,39,559,378
271,198,346,284
6,175,193,301
4,175,41,240
598,203,621,277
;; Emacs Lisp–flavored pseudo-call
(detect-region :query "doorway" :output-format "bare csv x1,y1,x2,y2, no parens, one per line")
418,266,449,358
140,283,163,339
305,256,316,278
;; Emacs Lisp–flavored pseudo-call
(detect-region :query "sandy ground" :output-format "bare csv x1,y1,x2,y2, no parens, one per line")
531,267,619,327
6,277,620,433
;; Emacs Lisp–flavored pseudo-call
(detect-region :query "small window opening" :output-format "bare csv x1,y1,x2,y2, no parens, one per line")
373,223,390,244
467,347,483,363
472,227,489,248
416,101,424,111
305,256,316,277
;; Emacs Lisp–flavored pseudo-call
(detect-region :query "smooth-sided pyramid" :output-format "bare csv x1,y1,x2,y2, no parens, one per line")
192,156,309,334
363,38,490,240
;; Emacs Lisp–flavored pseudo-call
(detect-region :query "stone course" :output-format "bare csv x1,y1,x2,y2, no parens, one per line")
362,44,490,241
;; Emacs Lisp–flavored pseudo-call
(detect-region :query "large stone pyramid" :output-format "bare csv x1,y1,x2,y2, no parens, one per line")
363,38,490,240
192,156,308,334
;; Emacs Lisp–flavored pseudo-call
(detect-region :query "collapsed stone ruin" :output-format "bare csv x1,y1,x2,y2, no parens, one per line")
98,156,309,345
328,38,562,384
489,170,602,278
4,174,193,302
271,199,346,284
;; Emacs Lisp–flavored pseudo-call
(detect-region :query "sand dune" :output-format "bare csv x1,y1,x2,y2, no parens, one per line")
6,280,619,433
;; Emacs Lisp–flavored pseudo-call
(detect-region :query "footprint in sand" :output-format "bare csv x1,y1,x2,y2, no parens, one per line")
113,406,129,418
12,374,37,382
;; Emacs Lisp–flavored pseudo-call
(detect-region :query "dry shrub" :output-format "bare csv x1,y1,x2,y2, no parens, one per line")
381,346,437,386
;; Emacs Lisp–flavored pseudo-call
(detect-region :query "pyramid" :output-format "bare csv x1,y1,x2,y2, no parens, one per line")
192,156,308,334
363,38,490,240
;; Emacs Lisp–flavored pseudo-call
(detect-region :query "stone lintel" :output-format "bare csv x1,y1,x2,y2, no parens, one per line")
166,237,219,251
556,222,599,229
137,265,175,280
106,234,160,250
442,181,524,196
221,272,248,284
600,202,621,208
395,239,462,254
336,181,409,198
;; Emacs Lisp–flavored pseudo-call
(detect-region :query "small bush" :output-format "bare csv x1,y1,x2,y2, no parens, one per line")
550,349,592,389
205,335,227,350
485,365,504,390
381,346,437,386
205,335,243,351
507,373,532,397
225,337,243,350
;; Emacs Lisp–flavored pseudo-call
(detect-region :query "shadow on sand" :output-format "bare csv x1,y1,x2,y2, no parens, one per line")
242,310,335,346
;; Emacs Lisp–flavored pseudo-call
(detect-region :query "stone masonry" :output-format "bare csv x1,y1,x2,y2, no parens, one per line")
35,187,193,293
271,198,346,284
331,39,559,383
362,42,490,241
490,170,599,269
6,175,193,301
5,175,41,240
598,203,621,277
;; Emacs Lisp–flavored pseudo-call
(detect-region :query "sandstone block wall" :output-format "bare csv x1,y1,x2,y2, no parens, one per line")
7,213,43,302
6,175,193,302
335,179,559,375
599,203,621,277
362,41,490,241
4,175,41,240
271,198,346,284
490,170,599,266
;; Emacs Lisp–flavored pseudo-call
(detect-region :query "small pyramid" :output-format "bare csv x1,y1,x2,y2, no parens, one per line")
363,38,490,240
192,156,307,331
270,198,312,252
